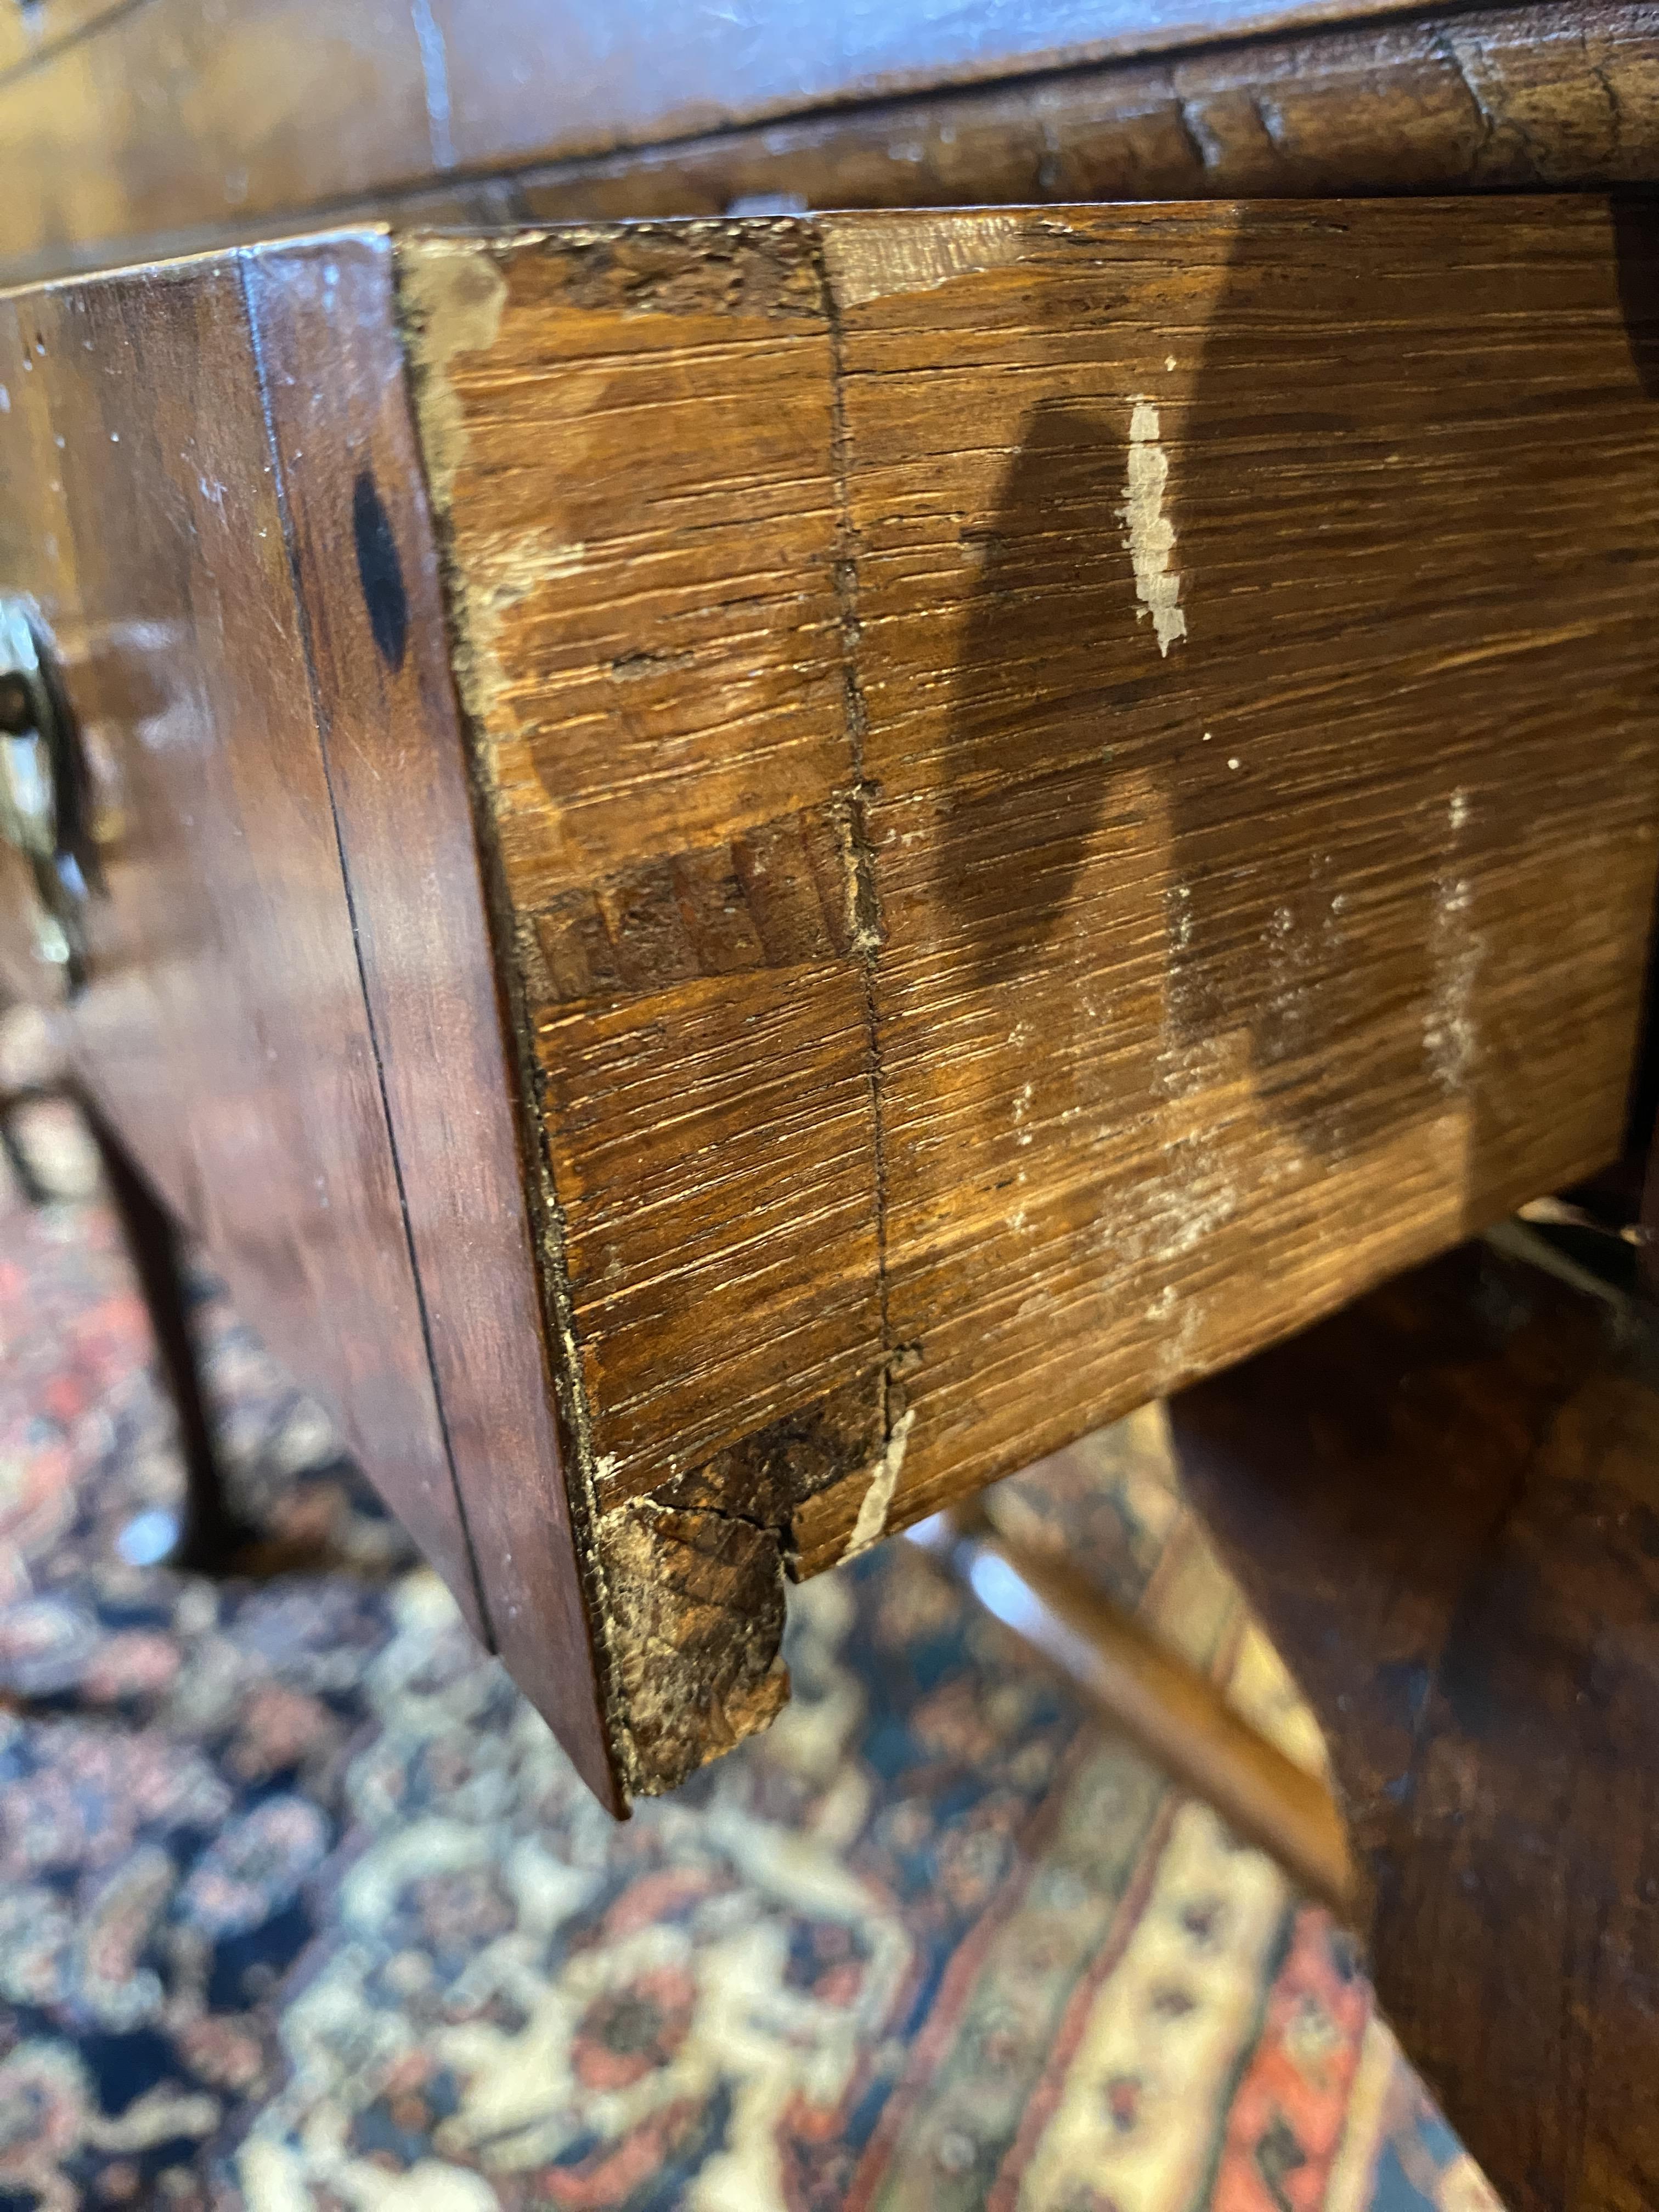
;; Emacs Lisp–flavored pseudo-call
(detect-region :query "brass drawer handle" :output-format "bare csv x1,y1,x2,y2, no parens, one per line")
0,597,92,993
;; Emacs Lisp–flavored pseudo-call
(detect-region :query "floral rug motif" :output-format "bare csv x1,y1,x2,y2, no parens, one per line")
0,1099,1502,2211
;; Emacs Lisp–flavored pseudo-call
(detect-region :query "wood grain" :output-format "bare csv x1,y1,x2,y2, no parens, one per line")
0,230,622,1801
0,249,492,1638
399,222,889,1793
8,0,1659,283
518,1,1659,222
1167,1233,1659,2212
821,195,1659,1551
423,0,1447,176
404,199,1659,1787
240,230,618,1806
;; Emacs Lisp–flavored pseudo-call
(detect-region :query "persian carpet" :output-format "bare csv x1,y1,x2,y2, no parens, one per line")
0,1098,1502,2212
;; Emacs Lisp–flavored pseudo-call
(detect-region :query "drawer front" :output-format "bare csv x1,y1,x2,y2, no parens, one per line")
0,247,483,1610
0,234,616,1808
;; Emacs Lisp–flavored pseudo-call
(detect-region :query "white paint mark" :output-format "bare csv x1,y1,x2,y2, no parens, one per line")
1426,874,1479,1088
1118,398,1186,656
0,386,9,413
1161,1177,1240,1257
1227,757,1240,770
1013,1079,1035,1147
1165,355,1178,371
1171,883,1194,951
844,1409,915,1559
1426,787,1480,1089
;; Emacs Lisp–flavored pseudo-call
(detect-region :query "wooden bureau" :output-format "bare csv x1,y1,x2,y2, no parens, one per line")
4,196,1658,1810
6,12,1659,2202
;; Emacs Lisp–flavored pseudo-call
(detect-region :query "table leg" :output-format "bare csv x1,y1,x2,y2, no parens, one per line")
1166,1232,1659,2212
83,1103,251,1574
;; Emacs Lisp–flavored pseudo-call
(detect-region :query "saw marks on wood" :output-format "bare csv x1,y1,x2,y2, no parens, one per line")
401,200,1659,1787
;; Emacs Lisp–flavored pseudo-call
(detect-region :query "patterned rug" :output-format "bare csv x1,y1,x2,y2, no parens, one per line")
0,1095,1502,2212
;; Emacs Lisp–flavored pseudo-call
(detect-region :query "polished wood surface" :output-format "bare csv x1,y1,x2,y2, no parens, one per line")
0,234,615,1811
0,246,489,1645
404,198,1659,1787
517,0,1659,222
4,0,1659,284
0,0,1485,278
1168,1234,1659,2212
240,232,617,1806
